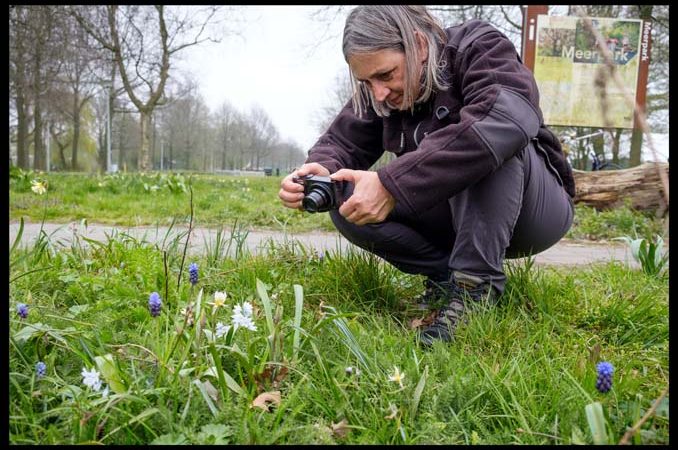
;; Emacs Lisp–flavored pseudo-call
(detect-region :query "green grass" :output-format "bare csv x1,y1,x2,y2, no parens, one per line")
10,170,667,242
9,167,669,443
8,227,669,444
9,170,335,232
565,203,666,242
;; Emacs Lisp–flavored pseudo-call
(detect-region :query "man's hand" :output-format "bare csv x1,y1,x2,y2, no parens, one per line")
331,169,395,225
278,163,330,210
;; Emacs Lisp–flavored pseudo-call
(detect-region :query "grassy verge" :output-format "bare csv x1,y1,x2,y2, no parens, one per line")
8,228,669,444
9,170,335,232
10,170,666,240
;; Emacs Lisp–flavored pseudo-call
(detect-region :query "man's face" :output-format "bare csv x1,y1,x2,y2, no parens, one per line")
348,49,408,110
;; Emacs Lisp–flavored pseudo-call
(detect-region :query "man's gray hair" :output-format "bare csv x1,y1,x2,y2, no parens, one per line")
342,5,449,117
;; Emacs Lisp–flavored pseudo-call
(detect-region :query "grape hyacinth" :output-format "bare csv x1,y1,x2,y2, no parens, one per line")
188,263,199,286
16,303,28,319
148,292,162,317
35,361,47,379
596,361,614,393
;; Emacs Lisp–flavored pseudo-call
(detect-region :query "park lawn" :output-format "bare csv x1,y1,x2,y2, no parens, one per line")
8,228,669,444
9,169,667,241
9,171,335,233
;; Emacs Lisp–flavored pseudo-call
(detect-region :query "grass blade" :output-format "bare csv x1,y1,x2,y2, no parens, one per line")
193,379,218,417
256,278,275,336
292,284,304,363
585,401,609,444
10,217,24,255
409,365,428,421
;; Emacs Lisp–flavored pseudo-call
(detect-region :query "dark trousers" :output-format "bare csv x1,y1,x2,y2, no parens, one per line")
330,142,574,293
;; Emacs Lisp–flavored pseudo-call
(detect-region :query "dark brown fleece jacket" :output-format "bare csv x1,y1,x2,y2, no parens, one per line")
305,19,575,218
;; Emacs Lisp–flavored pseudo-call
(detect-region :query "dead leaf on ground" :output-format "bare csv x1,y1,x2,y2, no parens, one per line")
251,390,281,411
331,418,350,438
255,364,289,391
409,310,438,329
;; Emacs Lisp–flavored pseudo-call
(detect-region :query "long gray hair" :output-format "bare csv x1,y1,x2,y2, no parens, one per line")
342,5,449,117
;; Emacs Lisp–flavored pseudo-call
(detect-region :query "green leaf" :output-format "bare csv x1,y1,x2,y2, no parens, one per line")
193,379,218,417
203,365,246,397
151,433,188,445
585,401,609,445
13,323,50,343
178,367,195,378
197,424,232,444
66,304,90,318
292,284,304,363
570,425,587,444
95,354,127,394
102,407,160,441
10,216,24,255
256,278,275,337
194,288,204,348
58,273,80,283
409,365,428,420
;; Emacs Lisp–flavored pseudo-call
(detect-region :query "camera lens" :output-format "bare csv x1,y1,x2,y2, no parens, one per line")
303,186,332,212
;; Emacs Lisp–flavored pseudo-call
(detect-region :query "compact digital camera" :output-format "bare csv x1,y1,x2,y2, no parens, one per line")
292,174,343,213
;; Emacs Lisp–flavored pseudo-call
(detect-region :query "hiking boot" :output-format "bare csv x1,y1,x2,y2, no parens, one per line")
418,272,497,347
414,277,452,310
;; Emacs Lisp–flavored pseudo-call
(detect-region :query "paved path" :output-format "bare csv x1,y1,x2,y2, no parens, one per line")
9,221,643,268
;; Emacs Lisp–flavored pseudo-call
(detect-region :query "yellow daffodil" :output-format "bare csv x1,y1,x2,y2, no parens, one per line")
388,366,405,388
31,179,47,195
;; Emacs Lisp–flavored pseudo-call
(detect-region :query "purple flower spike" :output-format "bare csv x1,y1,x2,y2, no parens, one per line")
17,303,28,319
148,292,162,317
36,361,47,379
596,361,614,393
189,263,199,286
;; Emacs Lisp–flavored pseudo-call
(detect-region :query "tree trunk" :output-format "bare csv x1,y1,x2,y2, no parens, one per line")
629,129,643,167
138,110,152,171
33,99,45,170
71,89,80,170
573,162,668,217
611,129,622,165
57,142,68,169
16,91,29,169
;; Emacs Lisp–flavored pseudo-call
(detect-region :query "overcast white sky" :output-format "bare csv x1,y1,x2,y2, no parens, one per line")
172,5,668,161
175,5,350,151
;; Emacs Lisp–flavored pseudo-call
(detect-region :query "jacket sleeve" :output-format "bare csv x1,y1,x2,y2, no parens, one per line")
304,100,385,173
377,26,544,217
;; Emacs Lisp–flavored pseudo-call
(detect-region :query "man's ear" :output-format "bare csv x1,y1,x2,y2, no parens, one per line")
414,31,429,63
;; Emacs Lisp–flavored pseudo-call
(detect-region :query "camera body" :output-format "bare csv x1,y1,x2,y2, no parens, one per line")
292,174,343,213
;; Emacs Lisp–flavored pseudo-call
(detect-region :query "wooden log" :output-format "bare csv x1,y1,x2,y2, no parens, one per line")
572,162,669,217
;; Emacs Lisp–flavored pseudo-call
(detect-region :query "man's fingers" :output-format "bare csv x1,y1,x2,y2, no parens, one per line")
330,169,358,183
298,163,330,177
279,189,304,203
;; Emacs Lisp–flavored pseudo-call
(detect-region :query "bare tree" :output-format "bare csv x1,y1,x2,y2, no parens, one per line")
248,105,279,170
214,100,240,170
314,70,353,134
10,5,64,170
9,6,32,168
72,5,232,171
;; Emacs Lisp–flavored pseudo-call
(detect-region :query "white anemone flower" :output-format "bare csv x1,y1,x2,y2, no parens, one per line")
215,321,231,338
81,367,102,392
231,301,257,331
